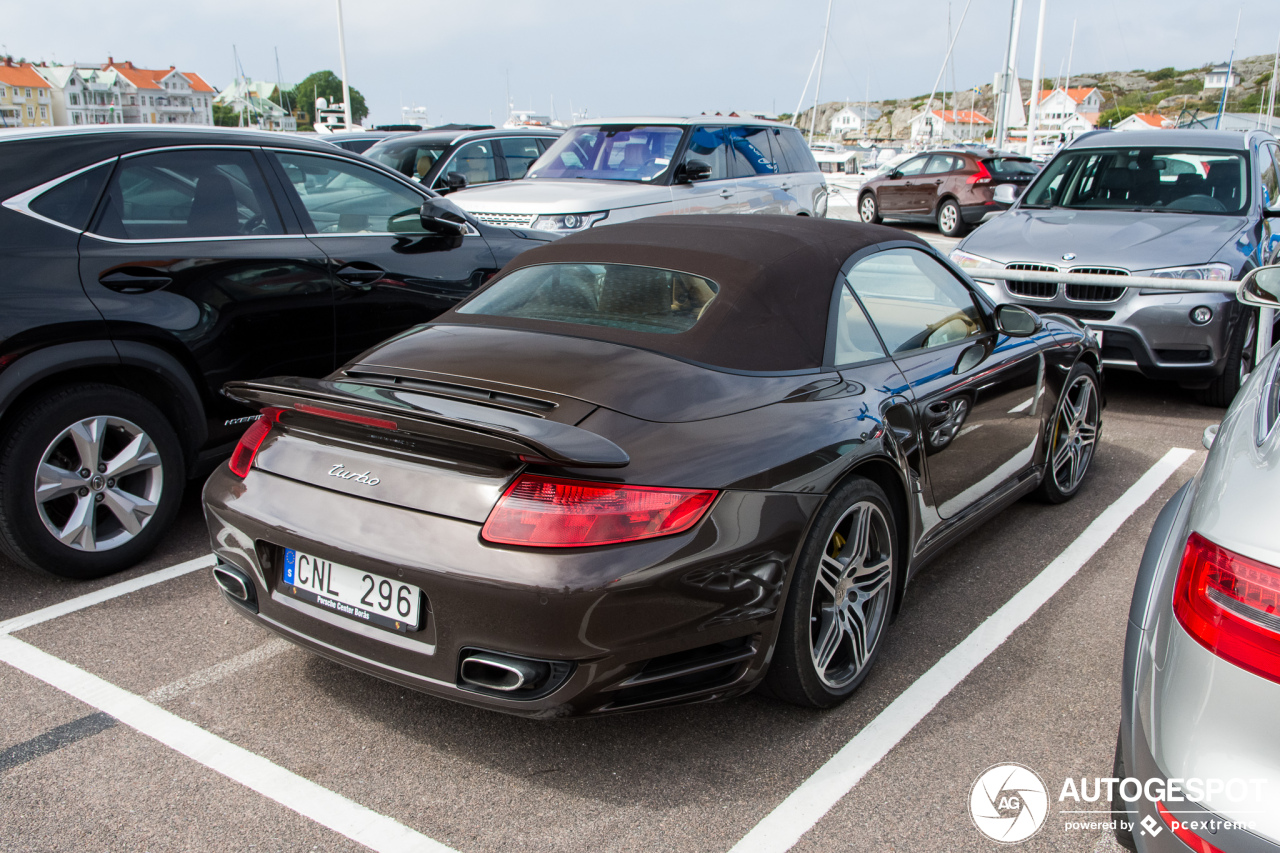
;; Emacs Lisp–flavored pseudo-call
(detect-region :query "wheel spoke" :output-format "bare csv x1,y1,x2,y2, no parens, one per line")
843,607,869,671
840,506,871,565
35,462,83,503
812,608,845,672
104,432,161,479
817,555,844,598
57,495,97,549
68,417,107,472
1076,423,1098,446
101,487,157,536
852,563,892,599
1052,438,1075,472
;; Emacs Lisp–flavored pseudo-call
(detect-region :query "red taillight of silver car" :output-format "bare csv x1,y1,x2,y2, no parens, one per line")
228,408,283,478
1173,531,1280,684
481,474,717,547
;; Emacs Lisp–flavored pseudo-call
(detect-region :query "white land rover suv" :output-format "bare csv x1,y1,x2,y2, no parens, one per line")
448,117,829,235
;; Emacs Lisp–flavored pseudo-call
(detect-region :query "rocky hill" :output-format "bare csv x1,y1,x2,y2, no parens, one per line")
792,53,1279,141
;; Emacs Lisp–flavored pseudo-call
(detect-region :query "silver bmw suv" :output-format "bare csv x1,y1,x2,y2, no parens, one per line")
951,129,1280,406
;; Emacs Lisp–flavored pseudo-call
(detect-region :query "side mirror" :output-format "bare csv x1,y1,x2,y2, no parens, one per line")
442,172,468,193
681,160,713,183
993,183,1021,205
995,303,1040,337
888,170,903,180
419,199,468,237
1238,265,1280,308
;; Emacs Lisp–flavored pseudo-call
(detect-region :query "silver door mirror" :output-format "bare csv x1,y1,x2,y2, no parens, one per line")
1238,265,1280,308
993,183,1020,205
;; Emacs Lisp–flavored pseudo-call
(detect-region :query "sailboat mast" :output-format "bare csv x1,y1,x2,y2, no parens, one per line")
1215,8,1241,130
809,0,834,144
996,0,1024,148
335,0,354,129
1025,0,1048,157
1268,27,1280,133
793,49,821,127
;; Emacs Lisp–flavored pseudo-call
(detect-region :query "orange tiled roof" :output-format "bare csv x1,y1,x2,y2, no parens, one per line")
105,61,213,92
1128,113,1171,127
931,109,992,124
0,63,53,89
1032,86,1099,105
183,72,214,93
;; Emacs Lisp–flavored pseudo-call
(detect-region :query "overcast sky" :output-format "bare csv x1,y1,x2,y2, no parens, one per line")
5,0,1279,126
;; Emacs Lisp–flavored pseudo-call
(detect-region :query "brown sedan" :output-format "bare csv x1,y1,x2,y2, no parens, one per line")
858,148,1039,237
202,215,1100,717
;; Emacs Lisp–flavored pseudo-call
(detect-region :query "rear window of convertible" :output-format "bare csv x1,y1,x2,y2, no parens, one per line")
457,263,719,334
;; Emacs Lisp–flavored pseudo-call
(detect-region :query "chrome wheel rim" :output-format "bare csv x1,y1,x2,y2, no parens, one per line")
1048,375,1099,495
860,196,876,222
940,203,958,233
34,416,164,552
809,500,893,689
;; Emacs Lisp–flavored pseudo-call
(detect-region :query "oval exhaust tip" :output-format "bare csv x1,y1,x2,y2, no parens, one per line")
459,653,552,692
213,565,250,601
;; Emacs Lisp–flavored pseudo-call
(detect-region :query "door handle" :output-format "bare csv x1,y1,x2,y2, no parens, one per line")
98,268,173,293
780,182,793,191
335,263,386,289
932,179,943,185
719,189,735,198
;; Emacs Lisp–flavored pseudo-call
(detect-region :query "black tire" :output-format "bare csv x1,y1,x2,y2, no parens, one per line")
858,192,881,224
0,384,184,579
1037,362,1101,504
936,198,968,237
766,477,899,708
1111,730,1137,850
1198,306,1257,408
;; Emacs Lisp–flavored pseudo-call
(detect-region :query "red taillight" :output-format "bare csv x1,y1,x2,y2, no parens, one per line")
1155,800,1224,853
293,403,398,431
1173,531,1280,684
228,408,283,478
967,161,993,184
481,474,717,548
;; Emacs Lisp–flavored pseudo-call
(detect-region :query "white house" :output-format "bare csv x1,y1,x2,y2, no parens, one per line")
107,59,215,125
1113,112,1173,132
1204,63,1241,92
909,109,992,143
36,65,130,126
215,79,297,131
1027,87,1103,127
830,104,881,138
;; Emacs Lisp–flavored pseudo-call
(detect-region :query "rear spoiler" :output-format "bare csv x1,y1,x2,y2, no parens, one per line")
223,377,629,468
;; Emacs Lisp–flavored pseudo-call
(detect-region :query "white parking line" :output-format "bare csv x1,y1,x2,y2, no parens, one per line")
0,634,456,853
146,638,293,705
0,553,214,636
728,446,1195,853
1008,397,1034,414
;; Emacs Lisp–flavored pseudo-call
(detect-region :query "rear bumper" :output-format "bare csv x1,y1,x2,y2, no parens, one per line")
202,464,818,717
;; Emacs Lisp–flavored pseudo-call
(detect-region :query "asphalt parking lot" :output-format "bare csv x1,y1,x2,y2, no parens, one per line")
0,319,1220,853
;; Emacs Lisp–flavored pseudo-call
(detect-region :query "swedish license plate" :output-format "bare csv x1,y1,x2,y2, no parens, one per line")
281,548,422,632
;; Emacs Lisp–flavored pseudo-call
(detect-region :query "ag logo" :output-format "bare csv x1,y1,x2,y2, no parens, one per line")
969,763,1049,843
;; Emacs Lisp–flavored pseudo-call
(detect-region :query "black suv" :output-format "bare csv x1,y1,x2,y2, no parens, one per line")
364,127,562,194
0,126,553,579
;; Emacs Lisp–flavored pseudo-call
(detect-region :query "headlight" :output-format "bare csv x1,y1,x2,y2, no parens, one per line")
1137,263,1233,294
530,212,608,233
949,249,1003,275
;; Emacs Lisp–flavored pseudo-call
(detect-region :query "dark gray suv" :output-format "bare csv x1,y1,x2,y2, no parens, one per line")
951,129,1280,405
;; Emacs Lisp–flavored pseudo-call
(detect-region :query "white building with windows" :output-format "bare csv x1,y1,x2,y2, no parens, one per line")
37,65,128,126
1027,87,1103,126
909,109,992,143
107,59,215,125
830,105,881,138
1204,64,1241,92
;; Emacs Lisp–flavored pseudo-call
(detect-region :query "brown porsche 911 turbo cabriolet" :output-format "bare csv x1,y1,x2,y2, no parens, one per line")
202,215,1102,717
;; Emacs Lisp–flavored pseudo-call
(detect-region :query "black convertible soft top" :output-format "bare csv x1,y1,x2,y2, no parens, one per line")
439,215,926,372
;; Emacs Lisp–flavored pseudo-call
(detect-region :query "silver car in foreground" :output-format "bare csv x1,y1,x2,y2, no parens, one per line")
1115,267,1280,851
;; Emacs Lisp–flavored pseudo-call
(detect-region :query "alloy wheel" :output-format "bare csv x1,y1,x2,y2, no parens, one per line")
1048,374,1099,495
33,415,164,552
860,196,877,222
939,202,958,234
809,500,894,689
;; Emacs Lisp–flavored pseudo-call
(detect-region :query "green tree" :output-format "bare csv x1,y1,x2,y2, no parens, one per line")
291,70,369,125
1146,67,1178,82
212,103,241,127
1097,105,1138,127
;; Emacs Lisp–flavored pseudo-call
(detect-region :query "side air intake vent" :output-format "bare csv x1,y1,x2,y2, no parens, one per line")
595,636,758,711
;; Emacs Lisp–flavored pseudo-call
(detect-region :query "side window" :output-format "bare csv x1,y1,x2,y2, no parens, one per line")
727,126,780,177
845,248,987,354
499,137,542,180
775,128,819,174
833,285,887,366
29,162,114,230
895,157,930,177
94,149,282,240
1261,143,1280,210
683,126,731,180
924,154,961,174
447,141,498,186
274,152,425,234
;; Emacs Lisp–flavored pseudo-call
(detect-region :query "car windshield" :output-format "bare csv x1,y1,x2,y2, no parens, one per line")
366,141,451,181
1021,147,1248,214
983,157,1039,177
526,125,685,182
458,263,718,334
